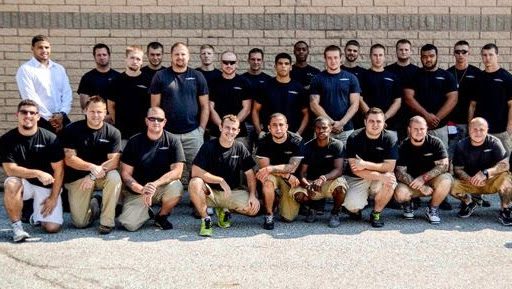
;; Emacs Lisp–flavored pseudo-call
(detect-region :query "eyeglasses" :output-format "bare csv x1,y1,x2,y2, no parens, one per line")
147,116,165,123
222,60,236,66
454,50,468,55
19,110,38,115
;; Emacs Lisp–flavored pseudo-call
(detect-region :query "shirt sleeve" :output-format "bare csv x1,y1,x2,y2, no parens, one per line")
349,73,362,94
196,70,209,96
48,136,65,163
240,144,256,172
385,133,399,160
15,65,38,101
443,70,458,95
171,136,186,163
58,66,73,114
120,138,136,166
109,127,122,153
149,70,163,94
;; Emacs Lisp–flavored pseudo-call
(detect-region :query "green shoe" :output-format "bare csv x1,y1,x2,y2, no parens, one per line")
199,218,213,237
215,208,232,228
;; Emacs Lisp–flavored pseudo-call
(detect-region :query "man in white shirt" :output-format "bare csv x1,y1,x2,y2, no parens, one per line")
16,35,72,134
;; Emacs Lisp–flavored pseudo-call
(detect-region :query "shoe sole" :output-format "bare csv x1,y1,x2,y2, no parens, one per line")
498,217,512,226
402,215,414,220
13,234,30,242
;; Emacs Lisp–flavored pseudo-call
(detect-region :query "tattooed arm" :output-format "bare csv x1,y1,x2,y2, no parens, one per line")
421,158,449,182
487,157,509,178
453,166,471,182
120,162,144,194
395,165,414,185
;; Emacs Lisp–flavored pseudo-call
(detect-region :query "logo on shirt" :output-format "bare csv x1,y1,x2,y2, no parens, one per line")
288,90,298,95
34,144,46,148
259,80,265,84
384,78,394,82
99,139,110,143
466,75,475,79
159,147,169,150
233,86,242,90
435,77,445,80
324,154,334,158
231,155,240,159
375,147,384,151
484,149,492,153
493,78,504,82
284,151,293,155
185,77,196,81
423,153,433,156
137,85,148,89
339,78,349,81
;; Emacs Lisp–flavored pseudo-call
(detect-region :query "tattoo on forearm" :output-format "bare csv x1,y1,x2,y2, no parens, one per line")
125,178,136,188
422,160,448,182
454,166,471,181
494,160,509,174
64,148,76,157
395,166,414,184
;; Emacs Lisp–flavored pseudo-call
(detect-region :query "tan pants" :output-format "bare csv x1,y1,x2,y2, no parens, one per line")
118,181,183,231
264,175,300,222
204,184,252,214
395,173,453,199
65,170,122,228
451,171,512,203
343,176,397,212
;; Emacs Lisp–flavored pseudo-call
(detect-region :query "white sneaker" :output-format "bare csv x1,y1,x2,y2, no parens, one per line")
206,207,214,216
425,206,441,224
12,221,30,242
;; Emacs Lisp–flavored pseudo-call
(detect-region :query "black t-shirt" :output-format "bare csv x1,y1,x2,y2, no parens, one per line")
446,64,481,124
121,131,186,189
255,132,303,165
291,64,321,89
141,66,166,84
301,138,344,180
360,69,401,130
404,68,457,126
193,139,255,190
61,120,122,183
385,63,420,88
453,135,506,176
209,74,252,137
0,128,64,188
242,72,273,102
473,68,512,133
341,65,366,82
310,70,362,130
397,135,448,178
108,72,152,139
255,78,308,132
345,128,399,177
150,67,209,134
195,67,222,91
77,68,120,101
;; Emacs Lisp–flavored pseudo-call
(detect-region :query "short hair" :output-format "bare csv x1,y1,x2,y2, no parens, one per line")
365,107,385,119
268,113,288,125
200,44,215,51
469,117,489,128
248,48,264,58
408,115,427,127
370,43,385,54
454,40,469,47
85,95,106,109
421,44,438,55
314,116,331,126
147,107,165,117
220,51,237,60
31,35,49,46
17,99,39,112
274,52,292,64
171,42,188,54
221,114,240,126
345,40,360,48
93,43,111,56
126,45,144,57
482,43,498,54
294,41,308,49
323,45,342,58
147,41,163,52
395,39,411,49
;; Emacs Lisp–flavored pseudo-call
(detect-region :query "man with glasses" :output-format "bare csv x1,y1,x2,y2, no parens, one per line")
1,100,65,242
62,96,122,234
118,107,185,231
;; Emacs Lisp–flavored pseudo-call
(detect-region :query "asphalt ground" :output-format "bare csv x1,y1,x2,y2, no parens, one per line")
1,192,511,289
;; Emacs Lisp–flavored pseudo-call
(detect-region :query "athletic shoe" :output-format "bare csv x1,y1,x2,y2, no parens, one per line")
98,225,113,235
199,218,213,236
425,206,441,224
21,199,34,224
498,208,512,226
12,221,30,243
457,201,478,218
348,210,362,221
154,214,173,230
263,215,274,230
215,208,232,228
473,195,491,207
90,195,101,223
402,202,415,220
29,214,41,227
439,199,452,211
305,208,317,223
370,211,384,228
328,213,341,228
206,207,214,216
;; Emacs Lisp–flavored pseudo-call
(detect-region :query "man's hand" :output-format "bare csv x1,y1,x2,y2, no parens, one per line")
49,113,64,133
332,120,344,134
419,185,433,196
40,196,58,217
350,155,366,172
90,164,106,179
425,113,440,129
219,179,232,199
469,171,487,187
288,175,300,188
36,171,55,186
79,176,95,191
244,195,260,215
380,172,397,187
409,176,426,190
255,166,271,182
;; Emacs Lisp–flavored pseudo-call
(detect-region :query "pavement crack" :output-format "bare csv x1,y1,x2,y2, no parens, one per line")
34,272,71,289
0,247,60,269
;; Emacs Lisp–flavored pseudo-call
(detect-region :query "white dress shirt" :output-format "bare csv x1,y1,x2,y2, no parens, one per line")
16,57,72,120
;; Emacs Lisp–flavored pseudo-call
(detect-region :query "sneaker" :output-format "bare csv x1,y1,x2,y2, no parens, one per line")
457,201,478,218
402,202,415,220
328,213,341,228
199,218,213,236
425,206,441,224
29,214,41,227
154,214,173,230
498,208,512,226
215,208,232,228
263,215,274,230
21,199,34,224
439,199,452,211
305,208,317,223
12,221,30,242
346,209,362,221
98,224,113,235
370,211,384,228
90,195,101,223
206,207,214,216
473,195,491,208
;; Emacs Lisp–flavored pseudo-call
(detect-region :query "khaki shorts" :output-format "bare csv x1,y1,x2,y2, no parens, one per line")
204,183,251,214
289,177,348,201
395,173,453,198
264,175,300,221
451,171,512,198
343,176,397,212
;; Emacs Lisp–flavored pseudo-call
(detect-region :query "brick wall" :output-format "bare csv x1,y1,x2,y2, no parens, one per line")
0,1,511,133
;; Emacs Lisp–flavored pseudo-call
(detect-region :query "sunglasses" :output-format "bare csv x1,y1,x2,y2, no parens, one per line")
454,50,468,55
147,116,165,123
19,109,38,116
222,60,236,65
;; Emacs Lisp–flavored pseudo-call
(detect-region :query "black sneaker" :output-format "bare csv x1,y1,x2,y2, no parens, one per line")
263,215,274,230
370,211,384,228
154,214,173,230
305,209,317,223
457,201,478,218
498,208,512,226
439,199,452,211
473,195,491,207
21,199,34,224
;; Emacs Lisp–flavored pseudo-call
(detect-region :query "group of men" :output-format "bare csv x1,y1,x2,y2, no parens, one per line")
2,34,512,242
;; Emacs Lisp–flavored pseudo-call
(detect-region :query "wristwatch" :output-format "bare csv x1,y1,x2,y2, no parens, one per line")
482,169,489,179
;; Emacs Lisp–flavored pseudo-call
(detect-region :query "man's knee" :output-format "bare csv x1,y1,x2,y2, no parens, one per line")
42,222,61,233
4,177,22,196
394,186,411,203
262,180,276,194
188,177,205,194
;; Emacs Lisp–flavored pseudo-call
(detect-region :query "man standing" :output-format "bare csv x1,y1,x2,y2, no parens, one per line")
291,41,320,90
288,116,347,227
108,45,152,143
403,44,458,149
253,53,309,136
196,44,222,89
451,118,512,225
394,116,452,224
341,40,366,82
255,113,303,230
151,42,209,184
189,115,260,237
1,100,64,242
62,96,122,234
118,107,185,231
343,108,398,227
310,45,361,144
77,43,120,109
16,35,72,134
469,43,512,156
141,42,165,81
